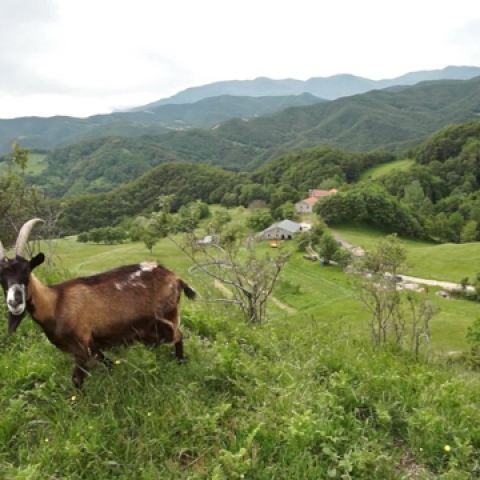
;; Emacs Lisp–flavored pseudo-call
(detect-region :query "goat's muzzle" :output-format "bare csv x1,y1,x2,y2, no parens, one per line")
7,311,25,335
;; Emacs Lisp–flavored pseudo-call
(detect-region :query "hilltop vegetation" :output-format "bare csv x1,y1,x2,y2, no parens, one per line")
55,146,394,234
24,76,480,197
0,94,322,154
30,132,260,196
140,65,480,106
57,163,237,233
216,76,480,154
50,119,480,242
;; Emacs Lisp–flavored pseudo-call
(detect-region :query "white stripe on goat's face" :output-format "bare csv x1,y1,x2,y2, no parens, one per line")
6,283,26,315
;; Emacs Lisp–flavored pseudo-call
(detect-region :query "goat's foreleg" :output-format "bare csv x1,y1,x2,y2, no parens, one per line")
70,338,99,389
72,354,97,389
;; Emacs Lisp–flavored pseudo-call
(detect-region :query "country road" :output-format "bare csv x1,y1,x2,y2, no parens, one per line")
333,233,474,292
399,274,475,292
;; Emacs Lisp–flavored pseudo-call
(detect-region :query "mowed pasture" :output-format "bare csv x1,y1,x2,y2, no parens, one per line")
360,158,414,180
333,225,480,283
28,231,478,352
0,153,48,176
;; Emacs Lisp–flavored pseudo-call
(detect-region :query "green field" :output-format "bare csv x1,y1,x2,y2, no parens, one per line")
26,153,48,175
0,153,48,176
2,229,480,476
360,158,414,180
333,225,480,283
21,232,477,353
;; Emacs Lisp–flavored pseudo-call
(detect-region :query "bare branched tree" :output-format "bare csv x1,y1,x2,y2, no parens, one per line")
37,201,68,266
152,196,292,323
350,235,440,357
405,292,440,361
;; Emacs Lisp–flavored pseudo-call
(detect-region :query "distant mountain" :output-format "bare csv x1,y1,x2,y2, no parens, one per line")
0,93,322,154
30,76,480,198
215,77,480,154
136,65,480,108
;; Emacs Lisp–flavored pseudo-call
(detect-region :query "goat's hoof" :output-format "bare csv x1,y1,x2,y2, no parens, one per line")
176,356,187,365
101,357,115,369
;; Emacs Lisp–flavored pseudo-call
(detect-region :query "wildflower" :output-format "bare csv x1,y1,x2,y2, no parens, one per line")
45,438,49,443
147,412,152,417
444,445,451,452
114,360,121,365
419,448,423,452
71,395,77,401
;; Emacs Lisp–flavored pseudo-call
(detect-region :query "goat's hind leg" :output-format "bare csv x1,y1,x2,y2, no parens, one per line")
174,330,185,364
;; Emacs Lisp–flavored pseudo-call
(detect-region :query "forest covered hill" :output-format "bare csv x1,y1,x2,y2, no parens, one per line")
0,93,322,154
21,76,480,197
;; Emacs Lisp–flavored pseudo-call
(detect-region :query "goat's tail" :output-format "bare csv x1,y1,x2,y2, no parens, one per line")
179,279,196,300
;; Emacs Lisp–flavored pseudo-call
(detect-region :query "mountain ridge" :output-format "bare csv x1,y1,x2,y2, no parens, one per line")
133,65,480,109
0,93,323,154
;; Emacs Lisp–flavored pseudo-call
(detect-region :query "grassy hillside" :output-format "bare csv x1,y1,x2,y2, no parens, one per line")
0,94,322,154
0,152,48,175
333,225,480,282
360,158,414,180
2,223,480,476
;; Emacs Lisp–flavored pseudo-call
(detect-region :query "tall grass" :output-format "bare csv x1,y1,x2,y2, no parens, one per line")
1,287,480,478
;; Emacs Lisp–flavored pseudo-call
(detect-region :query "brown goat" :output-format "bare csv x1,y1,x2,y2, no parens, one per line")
0,219,196,389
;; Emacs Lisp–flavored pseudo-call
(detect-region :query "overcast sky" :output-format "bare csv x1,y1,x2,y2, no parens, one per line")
1,0,480,119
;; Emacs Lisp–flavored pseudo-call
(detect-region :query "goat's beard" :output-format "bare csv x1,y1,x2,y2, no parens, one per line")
7,311,26,335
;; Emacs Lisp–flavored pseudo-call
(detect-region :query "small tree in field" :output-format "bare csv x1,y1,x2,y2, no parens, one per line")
153,196,292,324
318,231,339,265
142,228,159,254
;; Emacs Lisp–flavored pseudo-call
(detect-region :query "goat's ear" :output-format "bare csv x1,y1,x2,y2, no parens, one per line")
30,253,45,270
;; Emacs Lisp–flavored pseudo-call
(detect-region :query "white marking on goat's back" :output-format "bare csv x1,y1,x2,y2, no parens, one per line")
140,261,157,272
116,278,147,290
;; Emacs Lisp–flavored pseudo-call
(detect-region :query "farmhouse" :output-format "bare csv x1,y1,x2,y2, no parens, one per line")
256,219,303,241
295,188,338,214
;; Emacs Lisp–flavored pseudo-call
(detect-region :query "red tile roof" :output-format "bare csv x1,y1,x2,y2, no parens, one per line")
300,196,320,206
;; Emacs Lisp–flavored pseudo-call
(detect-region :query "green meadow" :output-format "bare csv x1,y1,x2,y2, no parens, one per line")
1,222,480,478
333,225,480,283
360,158,414,180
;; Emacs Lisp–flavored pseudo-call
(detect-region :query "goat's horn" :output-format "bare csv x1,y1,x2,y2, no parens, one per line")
0,241,5,261
15,218,44,257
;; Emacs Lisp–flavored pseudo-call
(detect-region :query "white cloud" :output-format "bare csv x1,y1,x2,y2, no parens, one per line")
1,0,479,118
